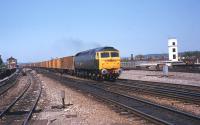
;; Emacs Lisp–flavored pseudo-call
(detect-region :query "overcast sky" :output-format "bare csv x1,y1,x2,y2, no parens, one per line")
0,0,200,62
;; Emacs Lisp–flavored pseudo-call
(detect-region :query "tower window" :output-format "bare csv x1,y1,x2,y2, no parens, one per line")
173,54,176,59
172,42,175,45
173,48,176,52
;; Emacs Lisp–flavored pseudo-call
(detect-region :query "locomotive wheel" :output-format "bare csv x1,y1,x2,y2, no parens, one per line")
109,76,117,82
95,74,98,81
96,75,102,81
93,73,96,80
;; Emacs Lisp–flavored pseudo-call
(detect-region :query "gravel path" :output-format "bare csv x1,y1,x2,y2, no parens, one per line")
33,73,149,125
119,70,200,86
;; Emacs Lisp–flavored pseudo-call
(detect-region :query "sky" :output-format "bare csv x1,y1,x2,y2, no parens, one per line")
0,0,200,62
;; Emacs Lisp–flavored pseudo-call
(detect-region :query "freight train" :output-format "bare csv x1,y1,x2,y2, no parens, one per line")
26,47,122,80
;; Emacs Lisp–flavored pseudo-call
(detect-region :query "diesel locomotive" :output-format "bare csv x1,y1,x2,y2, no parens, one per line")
75,47,121,80
26,46,122,80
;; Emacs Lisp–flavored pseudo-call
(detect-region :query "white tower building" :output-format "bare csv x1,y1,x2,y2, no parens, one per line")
168,38,178,62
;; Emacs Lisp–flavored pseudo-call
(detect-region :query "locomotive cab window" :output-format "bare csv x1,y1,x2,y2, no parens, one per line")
101,52,109,58
111,52,119,57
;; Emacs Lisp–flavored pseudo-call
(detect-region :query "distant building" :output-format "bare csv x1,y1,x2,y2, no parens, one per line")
7,57,17,69
168,38,178,62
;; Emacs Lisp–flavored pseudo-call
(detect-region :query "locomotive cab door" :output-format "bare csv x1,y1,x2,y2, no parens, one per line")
95,52,100,70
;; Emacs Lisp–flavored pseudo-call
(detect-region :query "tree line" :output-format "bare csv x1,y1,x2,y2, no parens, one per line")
181,51,200,58
0,56,5,70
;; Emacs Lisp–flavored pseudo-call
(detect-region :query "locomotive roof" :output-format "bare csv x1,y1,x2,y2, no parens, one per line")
75,47,118,56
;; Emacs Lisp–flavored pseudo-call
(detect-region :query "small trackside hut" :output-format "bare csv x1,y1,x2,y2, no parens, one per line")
7,57,17,69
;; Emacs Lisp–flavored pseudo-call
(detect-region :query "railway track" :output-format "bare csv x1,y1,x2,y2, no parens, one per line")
0,70,20,96
0,71,42,125
58,75,200,105
39,69,200,104
43,71,200,125
105,79,200,104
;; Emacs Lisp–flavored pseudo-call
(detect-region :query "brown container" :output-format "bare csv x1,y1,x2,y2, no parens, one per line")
40,62,42,67
61,56,74,70
45,61,49,68
42,61,44,68
52,59,56,68
43,61,46,68
50,60,53,68
41,62,45,67
40,62,43,67
49,61,51,68
52,58,61,69
56,58,61,69
47,61,50,68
